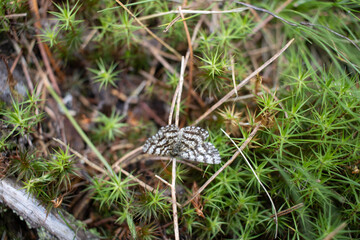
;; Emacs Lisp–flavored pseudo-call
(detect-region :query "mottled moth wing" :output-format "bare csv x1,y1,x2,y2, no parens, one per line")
178,126,221,164
143,125,221,164
181,126,209,141
143,125,179,156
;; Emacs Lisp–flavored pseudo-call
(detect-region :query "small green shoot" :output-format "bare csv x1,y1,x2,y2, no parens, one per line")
93,110,127,142
88,59,121,90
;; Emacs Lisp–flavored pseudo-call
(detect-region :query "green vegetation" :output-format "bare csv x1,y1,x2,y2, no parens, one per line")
0,0,359,239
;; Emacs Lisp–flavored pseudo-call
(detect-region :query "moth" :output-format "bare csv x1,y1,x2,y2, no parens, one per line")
143,125,221,164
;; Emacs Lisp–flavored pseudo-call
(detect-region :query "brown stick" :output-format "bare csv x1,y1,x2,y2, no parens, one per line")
0,178,95,239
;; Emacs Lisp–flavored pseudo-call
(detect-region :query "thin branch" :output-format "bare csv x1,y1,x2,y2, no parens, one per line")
139,40,205,108
221,129,278,239
0,178,94,240
300,22,360,52
11,40,34,94
155,175,172,187
182,123,261,207
140,102,167,126
140,41,178,76
0,13,27,19
193,38,294,125
164,15,181,32
138,8,249,21
270,203,304,218
235,1,297,26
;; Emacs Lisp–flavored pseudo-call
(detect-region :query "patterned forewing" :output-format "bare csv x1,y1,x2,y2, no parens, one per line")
178,127,202,162
178,126,221,164
143,125,221,164
203,142,221,164
178,141,221,164
143,125,179,156
182,126,209,141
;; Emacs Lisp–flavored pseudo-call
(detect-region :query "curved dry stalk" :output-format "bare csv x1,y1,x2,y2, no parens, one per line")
221,129,278,239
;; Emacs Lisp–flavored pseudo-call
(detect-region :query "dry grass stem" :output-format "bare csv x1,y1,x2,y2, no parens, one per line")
1,13,27,19
155,175,172,188
193,38,294,125
227,91,266,102
221,129,278,239
164,15,181,32
168,84,180,125
112,146,143,168
140,41,179,76
169,57,186,240
138,8,249,21
53,138,105,173
323,222,347,240
171,157,179,240
230,56,238,97
270,203,304,218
